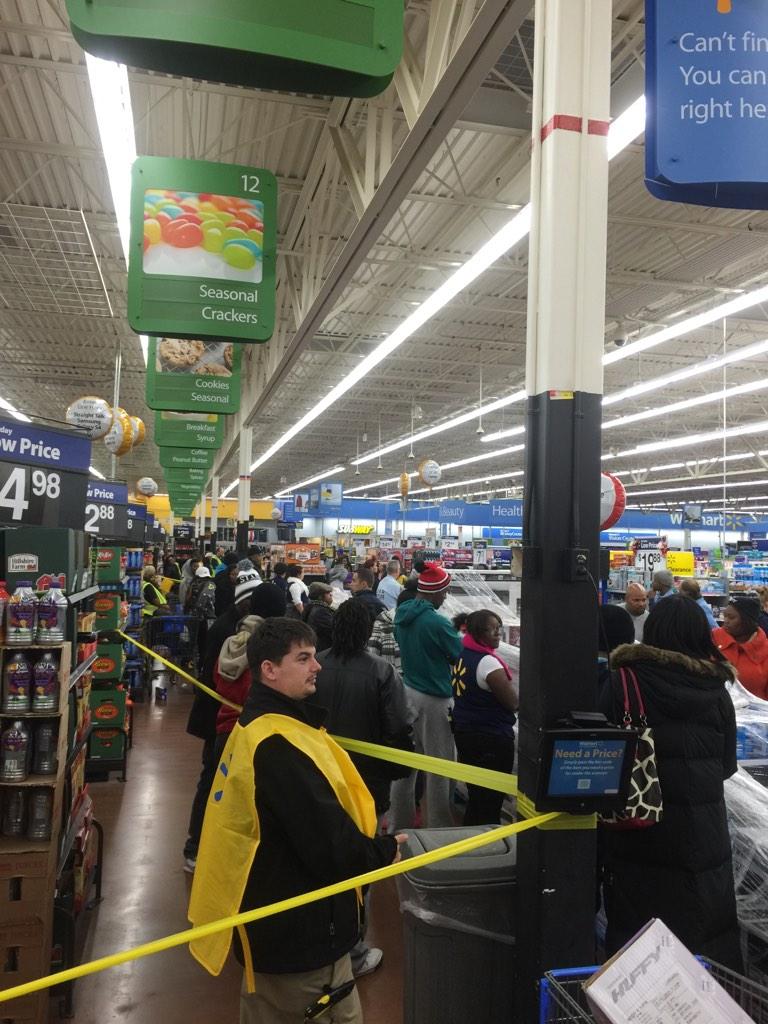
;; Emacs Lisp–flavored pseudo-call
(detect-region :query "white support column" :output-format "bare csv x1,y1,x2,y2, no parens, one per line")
210,474,220,541
237,428,253,550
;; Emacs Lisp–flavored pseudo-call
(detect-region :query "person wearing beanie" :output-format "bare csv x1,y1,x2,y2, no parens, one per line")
303,582,335,652
214,554,240,617
713,596,768,699
183,581,287,873
390,562,462,830
599,605,636,657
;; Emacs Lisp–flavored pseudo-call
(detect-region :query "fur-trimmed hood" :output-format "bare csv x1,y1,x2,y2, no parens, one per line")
611,642,734,681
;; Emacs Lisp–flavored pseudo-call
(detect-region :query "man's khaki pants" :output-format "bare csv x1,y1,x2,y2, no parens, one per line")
240,954,362,1024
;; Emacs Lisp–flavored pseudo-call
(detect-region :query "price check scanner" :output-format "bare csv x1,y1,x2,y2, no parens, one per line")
534,712,637,814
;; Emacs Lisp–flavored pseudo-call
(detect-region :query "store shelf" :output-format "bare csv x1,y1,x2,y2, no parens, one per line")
0,643,66,650
67,585,100,605
0,834,52,853
69,651,97,691
66,726,93,770
0,773,57,787
0,710,63,718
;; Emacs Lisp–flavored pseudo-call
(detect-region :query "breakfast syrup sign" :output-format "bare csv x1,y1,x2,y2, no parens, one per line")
128,157,277,342
646,0,768,208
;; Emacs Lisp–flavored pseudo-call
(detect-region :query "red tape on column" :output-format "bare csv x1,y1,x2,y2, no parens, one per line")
540,115,611,142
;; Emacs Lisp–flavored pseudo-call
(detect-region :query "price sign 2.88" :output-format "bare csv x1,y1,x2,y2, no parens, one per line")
84,502,115,533
84,481,130,540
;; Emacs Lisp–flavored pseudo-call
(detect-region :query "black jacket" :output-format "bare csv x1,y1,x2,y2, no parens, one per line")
186,605,241,740
352,589,386,625
312,651,413,814
303,599,335,652
238,683,397,973
214,571,236,617
599,643,741,968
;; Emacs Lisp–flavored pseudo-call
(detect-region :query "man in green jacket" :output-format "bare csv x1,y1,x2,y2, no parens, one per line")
390,563,462,829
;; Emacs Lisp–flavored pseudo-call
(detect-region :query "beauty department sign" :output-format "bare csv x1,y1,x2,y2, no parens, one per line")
128,156,277,342
646,0,768,208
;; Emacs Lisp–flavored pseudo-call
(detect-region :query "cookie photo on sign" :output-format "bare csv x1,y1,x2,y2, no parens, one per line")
156,339,232,377
143,189,264,284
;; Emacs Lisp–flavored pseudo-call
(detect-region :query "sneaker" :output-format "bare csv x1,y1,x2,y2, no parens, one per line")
352,947,383,978
183,857,196,874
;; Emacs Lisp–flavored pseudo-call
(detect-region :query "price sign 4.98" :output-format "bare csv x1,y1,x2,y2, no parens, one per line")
0,463,86,529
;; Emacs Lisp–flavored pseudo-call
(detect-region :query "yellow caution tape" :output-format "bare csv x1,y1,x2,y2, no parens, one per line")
0,811,559,1004
118,631,519,795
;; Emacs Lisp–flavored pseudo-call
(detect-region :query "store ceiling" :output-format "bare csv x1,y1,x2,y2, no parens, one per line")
2,0,768,515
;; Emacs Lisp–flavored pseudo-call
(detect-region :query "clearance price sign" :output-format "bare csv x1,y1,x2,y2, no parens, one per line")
127,157,277,342
0,419,90,529
146,337,242,413
646,0,768,207
153,412,224,450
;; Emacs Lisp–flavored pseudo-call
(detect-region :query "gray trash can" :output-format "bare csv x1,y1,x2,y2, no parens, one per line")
396,826,516,1024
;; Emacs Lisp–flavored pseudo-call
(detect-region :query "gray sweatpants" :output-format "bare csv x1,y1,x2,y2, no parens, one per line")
388,687,456,830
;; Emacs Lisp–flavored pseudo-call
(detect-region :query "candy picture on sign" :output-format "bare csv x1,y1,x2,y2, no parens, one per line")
146,337,241,413
128,157,277,343
143,190,264,283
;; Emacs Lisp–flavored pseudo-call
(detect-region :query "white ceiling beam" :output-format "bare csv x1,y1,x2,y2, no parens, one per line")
421,0,461,109
328,125,368,218
394,29,424,130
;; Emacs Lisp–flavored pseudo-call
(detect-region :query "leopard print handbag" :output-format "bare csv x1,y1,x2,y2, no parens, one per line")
600,666,663,829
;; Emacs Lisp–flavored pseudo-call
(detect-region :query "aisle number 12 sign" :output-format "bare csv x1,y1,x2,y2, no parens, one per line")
127,157,277,342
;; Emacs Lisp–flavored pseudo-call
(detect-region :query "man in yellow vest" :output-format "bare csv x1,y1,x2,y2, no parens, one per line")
142,565,168,617
189,618,406,1023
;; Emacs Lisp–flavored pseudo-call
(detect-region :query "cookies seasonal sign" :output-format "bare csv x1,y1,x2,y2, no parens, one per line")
146,337,241,413
127,156,276,343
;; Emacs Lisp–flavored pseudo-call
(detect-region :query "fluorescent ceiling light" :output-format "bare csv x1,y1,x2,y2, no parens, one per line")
480,423,527,445
603,338,768,406
603,378,768,430
89,465,106,480
220,480,237,499
603,284,768,367
613,420,768,458
406,469,524,497
345,443,526,494
0,397,31,423
627,478,768,498
247,96,646,477
274,465,345,497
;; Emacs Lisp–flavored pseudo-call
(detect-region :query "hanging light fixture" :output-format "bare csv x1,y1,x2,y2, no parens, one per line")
377,416,384,471
408,400,415,459
476,365,485,434
362,422,368,443
355,434,361,475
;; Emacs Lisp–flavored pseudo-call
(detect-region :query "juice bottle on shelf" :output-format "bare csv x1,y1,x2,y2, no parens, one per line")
36,582,67,644
0,721,30,782
32,722,58,774
31,652,59,712
2,651,32,712
26,788,52,840
6,582,38,646
0,581,10,644
1,787,25,835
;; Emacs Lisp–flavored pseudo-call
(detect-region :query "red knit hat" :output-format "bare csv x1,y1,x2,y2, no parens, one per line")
417,562,451,594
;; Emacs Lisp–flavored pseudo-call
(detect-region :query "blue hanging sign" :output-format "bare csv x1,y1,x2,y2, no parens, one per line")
646,0,768,208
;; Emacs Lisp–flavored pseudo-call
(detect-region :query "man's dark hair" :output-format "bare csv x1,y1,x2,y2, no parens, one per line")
643,595,725,662
353,566,375,589
273,562,287,577
247,618,317,679
223,551,239,567
286,563,304,578
331,600,373,660
397,587,417,608
412,555,426,574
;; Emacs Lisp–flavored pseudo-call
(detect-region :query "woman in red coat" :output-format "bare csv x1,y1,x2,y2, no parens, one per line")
712,596,768,700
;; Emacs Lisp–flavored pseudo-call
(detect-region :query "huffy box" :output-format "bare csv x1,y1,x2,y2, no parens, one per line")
93,592,122,630
89,688,127,728
88,728,126,762
93,546,123,583
0,852,48,925
92,643,124,681
583,918,754,1024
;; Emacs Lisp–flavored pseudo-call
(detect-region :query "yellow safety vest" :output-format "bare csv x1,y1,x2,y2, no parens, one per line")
142,581,168,616
188,713,376,982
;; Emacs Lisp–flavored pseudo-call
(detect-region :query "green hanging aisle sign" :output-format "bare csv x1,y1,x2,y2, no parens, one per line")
154,412,224,450
65,0,403,98
158,447,215,470
128,157,277,343
146,338,242,413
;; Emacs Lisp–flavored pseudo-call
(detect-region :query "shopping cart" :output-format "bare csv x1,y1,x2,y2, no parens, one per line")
539,959,768,1023
143,614,197,685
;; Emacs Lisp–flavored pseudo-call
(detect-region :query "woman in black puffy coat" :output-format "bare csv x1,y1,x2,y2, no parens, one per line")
599,595,742,969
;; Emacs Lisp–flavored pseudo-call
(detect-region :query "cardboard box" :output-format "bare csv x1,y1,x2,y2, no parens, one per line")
93,592,122,630
88,728,126,761
93,546,123,583
89,688,127,728
0,918,46,989
0,853,49,925
92,643,124,681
